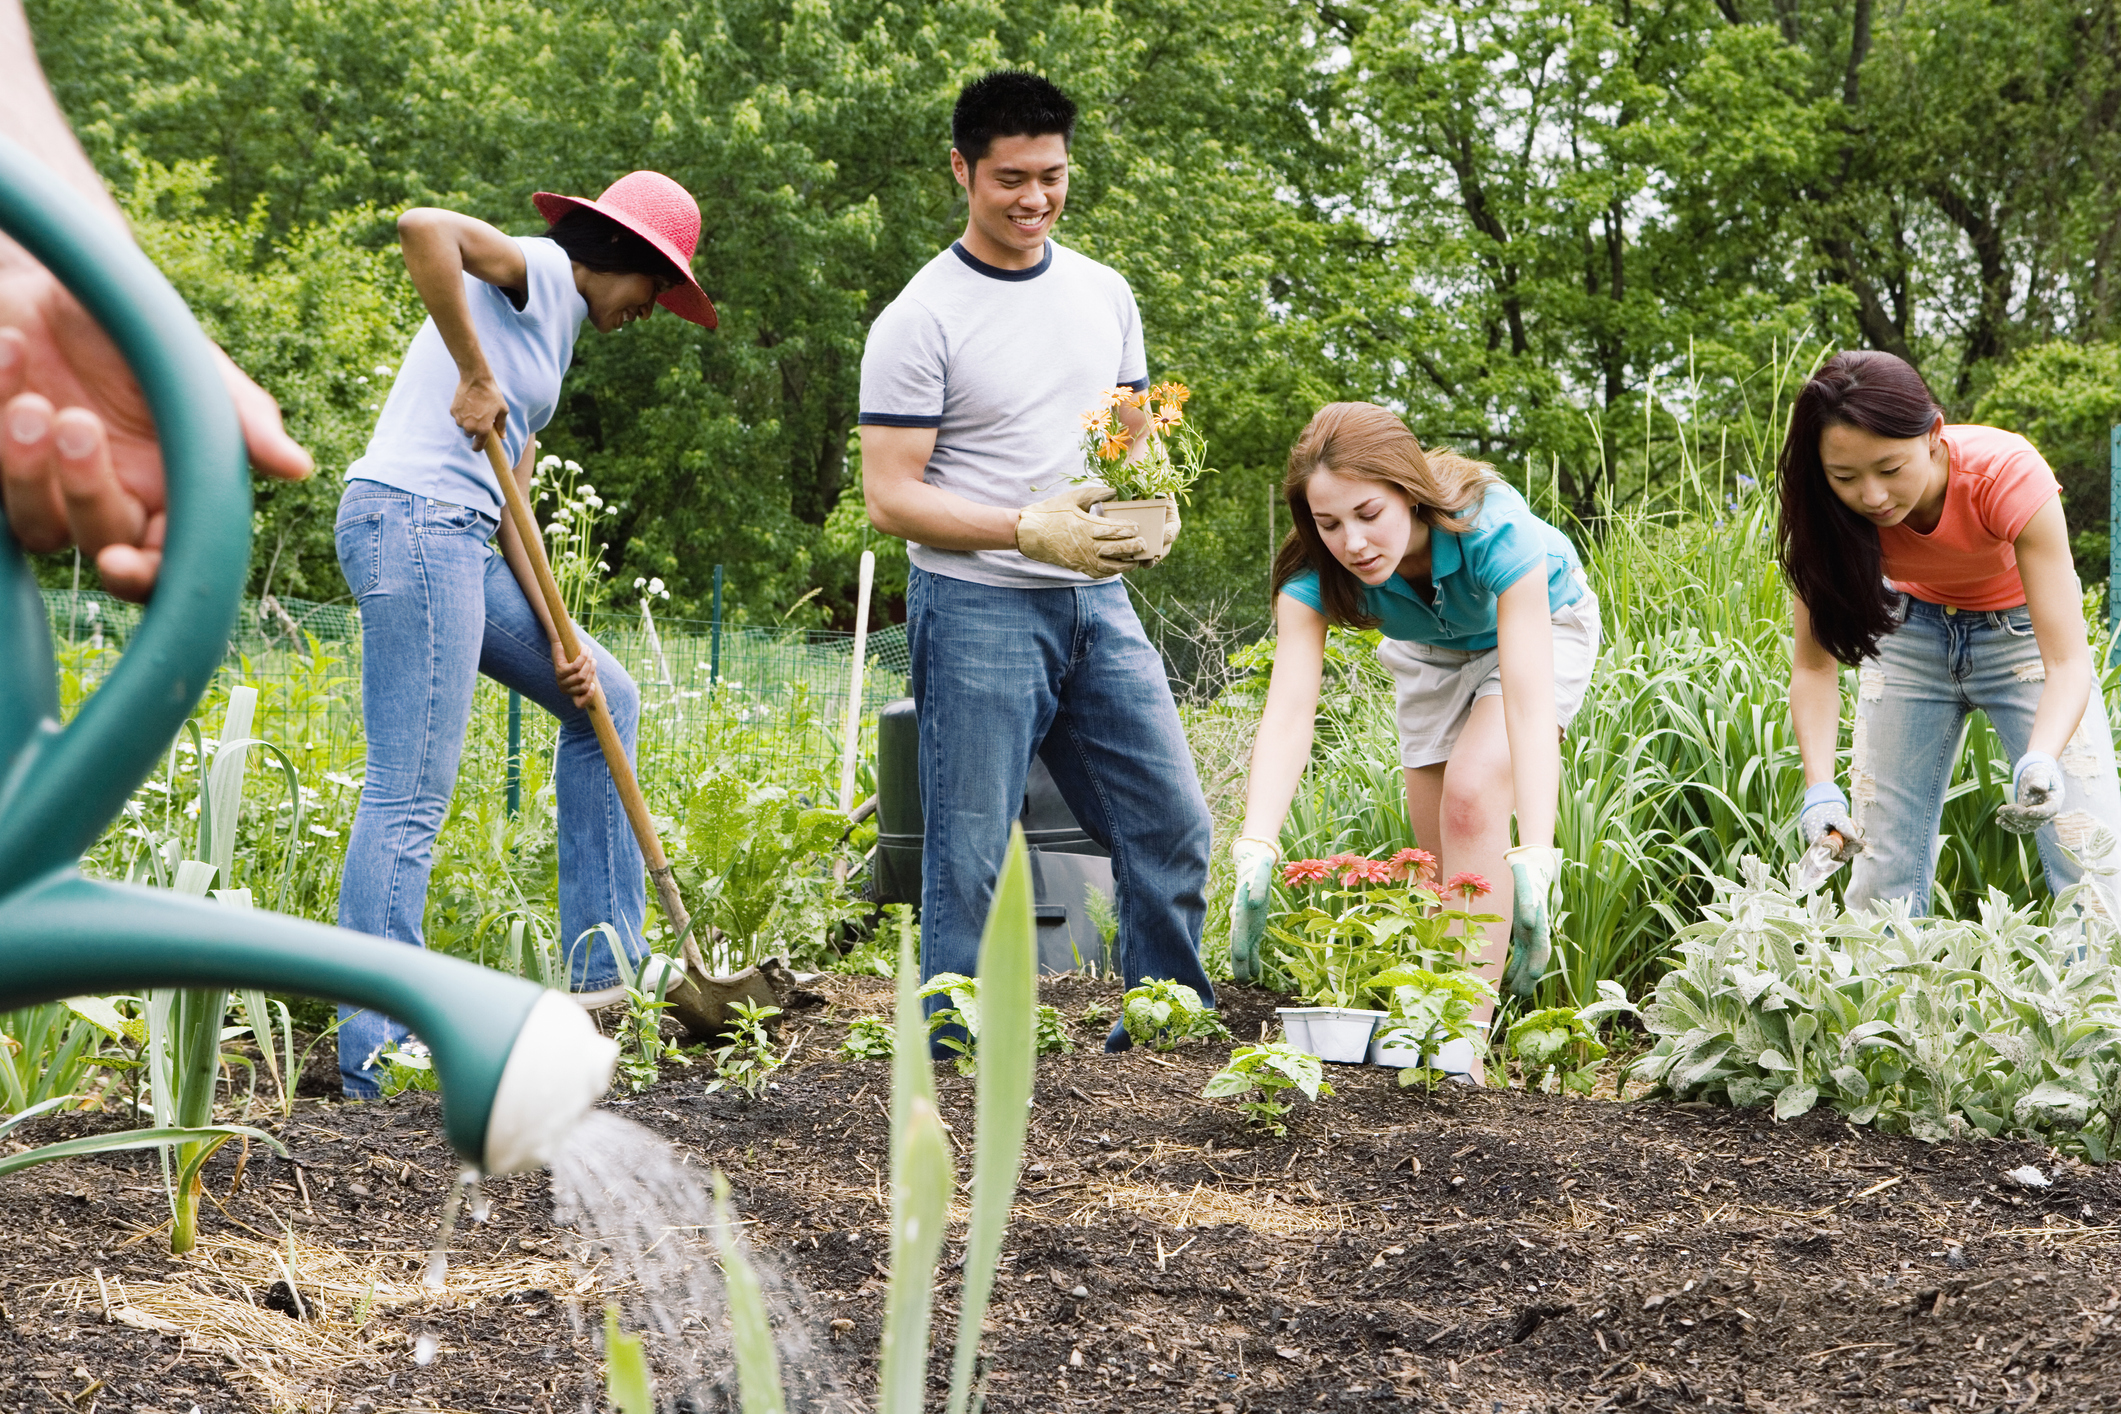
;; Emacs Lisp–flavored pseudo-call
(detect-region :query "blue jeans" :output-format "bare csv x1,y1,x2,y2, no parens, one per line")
1848,595,2121,918
333,481,647,1097
908,567,1215,1034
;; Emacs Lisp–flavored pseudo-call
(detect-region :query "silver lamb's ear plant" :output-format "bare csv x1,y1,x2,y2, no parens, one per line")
719,825,1039,1413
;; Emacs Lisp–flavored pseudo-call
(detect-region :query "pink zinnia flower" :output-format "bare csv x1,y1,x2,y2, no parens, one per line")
1444,871,1492,899
1282,858,1332,886
1341,857,1396,887
1323,852,1362,870
1387,847,1437,882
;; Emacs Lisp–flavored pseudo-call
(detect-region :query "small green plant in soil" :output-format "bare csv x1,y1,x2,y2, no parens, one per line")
840,1016,896,1061
375,1038,440,1098
1506,1006,1609,1095
919,972,980,1075
1201,1042,1333,1136
1078,998,1113,1030
611,953,686,1094
1121,979,1230,1051
601,1303,655,1414
1035,1004,1074,1056
1081,889,1119,974
707,1000,783,1099
1380,968,1496,1092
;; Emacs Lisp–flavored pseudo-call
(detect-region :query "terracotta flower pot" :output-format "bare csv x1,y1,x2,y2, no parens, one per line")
1094,498,1172,565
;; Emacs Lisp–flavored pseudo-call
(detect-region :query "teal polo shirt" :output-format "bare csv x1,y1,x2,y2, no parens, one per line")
1279,482,1584,651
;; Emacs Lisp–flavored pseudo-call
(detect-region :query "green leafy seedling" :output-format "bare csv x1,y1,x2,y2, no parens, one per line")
1507,1007,1609,1095
1035,1004,1073,1056
708,1000,783,1099
375,1038,440,1098
919,971,980,1074
1121,979,1230,1052
840,1016,895,1061
1201,1042,1333,1135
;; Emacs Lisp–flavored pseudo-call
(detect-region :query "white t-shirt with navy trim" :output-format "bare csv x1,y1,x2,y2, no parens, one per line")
859,238,1147,588
347,235,587,518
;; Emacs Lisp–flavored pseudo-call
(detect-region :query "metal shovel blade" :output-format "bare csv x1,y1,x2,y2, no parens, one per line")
1789,835,1848,896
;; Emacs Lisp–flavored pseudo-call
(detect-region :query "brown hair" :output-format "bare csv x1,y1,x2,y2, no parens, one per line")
1272,402,1499,628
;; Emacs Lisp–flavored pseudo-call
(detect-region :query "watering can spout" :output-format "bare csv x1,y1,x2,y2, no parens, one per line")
0,875,618,1173
484,992,621,1174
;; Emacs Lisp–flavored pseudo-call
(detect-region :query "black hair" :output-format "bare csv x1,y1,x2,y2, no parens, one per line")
951,70,1078,167
543,207,684,284
1775,350,1945,665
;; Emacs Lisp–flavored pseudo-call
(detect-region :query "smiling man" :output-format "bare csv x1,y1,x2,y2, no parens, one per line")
859,71,1216,1051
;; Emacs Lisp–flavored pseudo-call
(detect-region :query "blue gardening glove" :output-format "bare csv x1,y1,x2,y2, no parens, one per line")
1798,781,1864,860
1998,752,2064,835
1502,845,1563,1001
1227,837,1277,984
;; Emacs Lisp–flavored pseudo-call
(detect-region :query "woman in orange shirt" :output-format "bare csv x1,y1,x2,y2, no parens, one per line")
1780,350,2121,918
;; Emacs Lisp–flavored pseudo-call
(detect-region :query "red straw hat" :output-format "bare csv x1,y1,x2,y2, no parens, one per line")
533,171,718,329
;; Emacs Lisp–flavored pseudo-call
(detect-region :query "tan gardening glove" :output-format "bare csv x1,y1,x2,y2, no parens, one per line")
1016,483,1146,578
1158,493,1181,558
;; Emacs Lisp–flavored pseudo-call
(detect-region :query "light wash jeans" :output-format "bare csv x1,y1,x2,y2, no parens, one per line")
907,567,1215,1042
1847,595,2121,919
333,481,647,1097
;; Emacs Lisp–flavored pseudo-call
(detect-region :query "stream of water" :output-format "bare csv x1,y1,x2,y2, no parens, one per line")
546,1111,859,1412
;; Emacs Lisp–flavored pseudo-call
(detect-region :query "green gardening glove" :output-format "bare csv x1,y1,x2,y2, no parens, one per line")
1227,837,1278,984
1502,846,1563,1001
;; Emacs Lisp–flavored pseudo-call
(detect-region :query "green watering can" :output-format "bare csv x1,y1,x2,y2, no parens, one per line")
0,137,616,1174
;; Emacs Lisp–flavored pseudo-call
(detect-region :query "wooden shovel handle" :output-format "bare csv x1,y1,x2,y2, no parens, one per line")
480,433,701,976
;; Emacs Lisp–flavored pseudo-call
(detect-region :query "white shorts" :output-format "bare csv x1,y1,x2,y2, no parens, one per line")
1376,586,1602,769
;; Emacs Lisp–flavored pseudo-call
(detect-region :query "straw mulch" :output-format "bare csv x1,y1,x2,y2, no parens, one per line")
41,1226,592,1411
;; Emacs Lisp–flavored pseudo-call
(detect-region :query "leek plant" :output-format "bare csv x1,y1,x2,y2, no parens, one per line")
713,826,1039,1412
150,687,298,1251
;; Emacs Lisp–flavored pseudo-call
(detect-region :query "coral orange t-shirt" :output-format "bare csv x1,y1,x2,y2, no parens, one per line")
1879,425,2062,611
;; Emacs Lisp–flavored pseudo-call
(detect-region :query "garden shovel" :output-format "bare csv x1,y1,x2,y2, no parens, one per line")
1789,829,1856,896
480,434,706,988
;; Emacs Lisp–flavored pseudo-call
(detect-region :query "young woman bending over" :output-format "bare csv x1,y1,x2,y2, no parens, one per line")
1225,403,1602,1074
333,173,719,1097
1782,350,2121,919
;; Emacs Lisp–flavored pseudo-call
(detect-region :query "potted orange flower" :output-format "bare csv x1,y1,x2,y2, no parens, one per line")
1076,381,1214,565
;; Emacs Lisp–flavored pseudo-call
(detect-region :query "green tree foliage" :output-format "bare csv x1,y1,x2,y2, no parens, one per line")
29,0,2121,628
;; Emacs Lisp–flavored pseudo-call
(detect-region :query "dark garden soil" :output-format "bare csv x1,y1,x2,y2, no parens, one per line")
5,973,2121,1413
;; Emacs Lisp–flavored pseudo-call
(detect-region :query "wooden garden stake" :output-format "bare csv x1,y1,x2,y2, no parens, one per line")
481,433,702,977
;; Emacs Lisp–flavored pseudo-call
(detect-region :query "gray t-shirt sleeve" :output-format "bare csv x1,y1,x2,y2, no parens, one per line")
859,298,946,428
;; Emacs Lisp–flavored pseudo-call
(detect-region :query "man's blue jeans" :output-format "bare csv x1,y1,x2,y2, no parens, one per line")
907,567,1214,1034
1848,595,2121,918
333,481,647,1096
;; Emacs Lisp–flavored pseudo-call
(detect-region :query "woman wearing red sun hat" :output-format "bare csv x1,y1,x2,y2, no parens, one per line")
328,172,716,1099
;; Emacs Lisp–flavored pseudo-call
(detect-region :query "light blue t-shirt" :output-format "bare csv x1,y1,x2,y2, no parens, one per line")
346,236,587,518
1279,482,1584,651
858,239,1147,589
